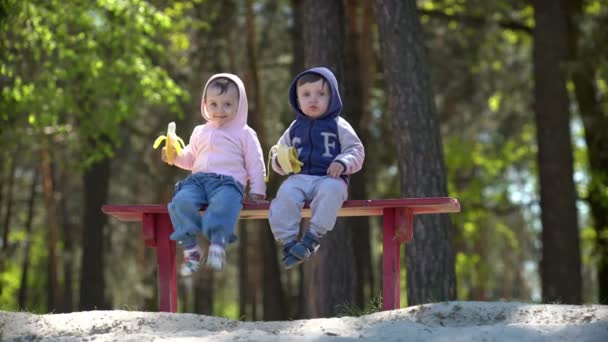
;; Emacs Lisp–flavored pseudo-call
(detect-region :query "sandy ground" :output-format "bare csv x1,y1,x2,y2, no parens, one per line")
1,301,607,341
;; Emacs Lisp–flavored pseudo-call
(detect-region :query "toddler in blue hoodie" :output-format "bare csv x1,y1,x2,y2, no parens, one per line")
268,67,365,269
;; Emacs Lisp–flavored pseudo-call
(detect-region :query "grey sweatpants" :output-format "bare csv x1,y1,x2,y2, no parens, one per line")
269,174,348,244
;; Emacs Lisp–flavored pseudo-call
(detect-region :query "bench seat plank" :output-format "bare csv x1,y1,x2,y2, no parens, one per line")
102,197,460,221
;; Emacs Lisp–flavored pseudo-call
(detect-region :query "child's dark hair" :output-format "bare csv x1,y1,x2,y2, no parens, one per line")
206,77,238,99
296,73,328,88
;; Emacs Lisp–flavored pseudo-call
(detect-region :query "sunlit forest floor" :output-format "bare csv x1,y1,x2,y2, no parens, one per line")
1,301,607,341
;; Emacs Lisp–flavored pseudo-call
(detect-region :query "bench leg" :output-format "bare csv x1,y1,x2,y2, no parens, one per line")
382,208,400,310
155,213,177,312
395,208,415,244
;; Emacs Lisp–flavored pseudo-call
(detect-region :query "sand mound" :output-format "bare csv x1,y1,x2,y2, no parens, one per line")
1,301,607,341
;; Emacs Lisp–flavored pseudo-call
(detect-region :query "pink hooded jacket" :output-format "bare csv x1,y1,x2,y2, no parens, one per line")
171,73,266,197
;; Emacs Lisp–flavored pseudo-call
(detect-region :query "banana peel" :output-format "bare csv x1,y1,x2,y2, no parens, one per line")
153,122,186,165
265,144,303,182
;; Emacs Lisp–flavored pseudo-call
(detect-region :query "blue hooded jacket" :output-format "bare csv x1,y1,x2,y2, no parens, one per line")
287,67,343,176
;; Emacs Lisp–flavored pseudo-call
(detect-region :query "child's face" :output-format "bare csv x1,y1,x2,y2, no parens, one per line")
205,85,239,126
296,79,330,119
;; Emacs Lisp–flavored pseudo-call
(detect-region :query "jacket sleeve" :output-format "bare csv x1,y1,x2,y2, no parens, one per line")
172,126,199,171
271,121,296,175
243,128,267,197
334,117,365,175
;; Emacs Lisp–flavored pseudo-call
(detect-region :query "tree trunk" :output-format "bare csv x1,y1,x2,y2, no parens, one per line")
575,70,608,304
238,223,264,320
0,152,16,282
0,151,5,230
185,0,229,314
59,166,75,312
40,144,60,312
238,225,250,318
567,0,608,304
533,0,582,304
262,228,287,320
299,0,358,318
244,0,287,320
290,0,306,77
301,0,345,78
194,246,214,315
374,0,456,305
245,0,263,139
18,169,39,309
79,148,111,310
290,0,306,319
472,228,488,300
343,0,375,310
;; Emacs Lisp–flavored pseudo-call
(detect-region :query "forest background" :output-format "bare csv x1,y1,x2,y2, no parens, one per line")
0,0,607,321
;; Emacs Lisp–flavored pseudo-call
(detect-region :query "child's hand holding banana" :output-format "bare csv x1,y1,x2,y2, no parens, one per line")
265,144,303,182
153,122,186,165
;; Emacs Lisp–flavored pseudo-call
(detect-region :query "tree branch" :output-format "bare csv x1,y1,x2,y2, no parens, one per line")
419,9,533,34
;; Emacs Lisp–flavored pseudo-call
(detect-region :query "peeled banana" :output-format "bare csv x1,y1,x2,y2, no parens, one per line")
153,122,186,165
276,144,303,174
265,144,303,182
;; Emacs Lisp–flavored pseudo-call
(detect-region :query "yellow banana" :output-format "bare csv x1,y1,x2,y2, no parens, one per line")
153,122,186,165
278,145,303,174
265,144,303,182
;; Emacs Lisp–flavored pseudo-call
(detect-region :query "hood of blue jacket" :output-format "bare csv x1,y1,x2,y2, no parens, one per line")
288,67,342,120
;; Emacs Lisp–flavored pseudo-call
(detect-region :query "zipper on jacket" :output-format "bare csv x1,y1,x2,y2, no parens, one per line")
307,120,314,174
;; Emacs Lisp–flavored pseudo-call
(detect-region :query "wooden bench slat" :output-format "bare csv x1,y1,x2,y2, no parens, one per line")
102,197,460,222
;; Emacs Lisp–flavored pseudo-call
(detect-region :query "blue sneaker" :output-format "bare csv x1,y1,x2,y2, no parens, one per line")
282,241,303,269
289,231,320,260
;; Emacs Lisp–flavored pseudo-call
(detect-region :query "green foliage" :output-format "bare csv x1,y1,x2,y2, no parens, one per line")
0,0,187,167
0,263,21,309
215,301,239,320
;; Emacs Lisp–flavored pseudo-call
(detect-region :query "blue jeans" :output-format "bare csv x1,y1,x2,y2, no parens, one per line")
168,172,244,247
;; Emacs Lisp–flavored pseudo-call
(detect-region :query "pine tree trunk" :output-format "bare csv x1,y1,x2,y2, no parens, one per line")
290,0,306,319
244,0,287,319
291,0,306,77
59,167,74,312
40,144,60,312
79,145,110,310
184,0,226,314
343,0,375,310
567,0,608,304
239,225,249,318
18,169,39,309
533,0,582,304
194,259,214,315
374,0,456,305
299,0,359,318
0,152,16,278
576,75,608,304
262,228,287,319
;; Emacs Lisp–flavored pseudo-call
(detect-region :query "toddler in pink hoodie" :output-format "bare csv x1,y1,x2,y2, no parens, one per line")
161,73,266,274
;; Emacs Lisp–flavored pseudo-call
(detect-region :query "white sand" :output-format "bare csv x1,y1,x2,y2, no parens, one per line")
1,301,607,341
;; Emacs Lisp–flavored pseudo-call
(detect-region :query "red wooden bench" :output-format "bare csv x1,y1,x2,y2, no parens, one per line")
102,197,460,313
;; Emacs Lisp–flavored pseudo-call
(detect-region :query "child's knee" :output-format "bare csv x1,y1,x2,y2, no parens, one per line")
275,185,293,201
169,196,198,214
319,179,347,200
268,201,281,226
